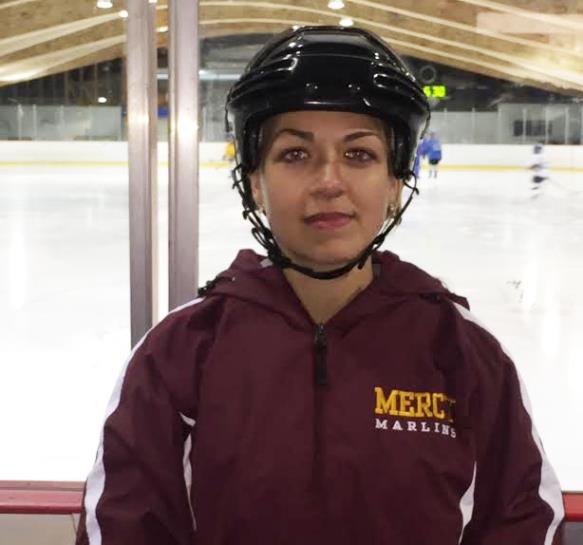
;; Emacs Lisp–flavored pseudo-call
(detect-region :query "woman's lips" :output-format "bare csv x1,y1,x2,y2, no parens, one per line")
304,212,354,230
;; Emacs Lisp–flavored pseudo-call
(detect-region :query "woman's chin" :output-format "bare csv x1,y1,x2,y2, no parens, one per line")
285,247,365,273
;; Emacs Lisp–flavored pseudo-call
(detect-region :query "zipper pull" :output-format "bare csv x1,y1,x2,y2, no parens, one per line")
314,323,328,387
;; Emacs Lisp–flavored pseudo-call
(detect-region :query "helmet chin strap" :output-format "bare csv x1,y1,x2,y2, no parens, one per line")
232,165,419,280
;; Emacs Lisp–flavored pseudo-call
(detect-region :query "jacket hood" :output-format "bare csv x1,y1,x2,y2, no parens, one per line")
202,249,468,331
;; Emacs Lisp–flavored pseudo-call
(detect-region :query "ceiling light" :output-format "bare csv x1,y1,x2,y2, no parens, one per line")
339,17,353,27
149,0,157,3
157,26,169,33
1,71,41,82
96,0,113,8
97,97,108,104
328,0,345,9
118,9,129,18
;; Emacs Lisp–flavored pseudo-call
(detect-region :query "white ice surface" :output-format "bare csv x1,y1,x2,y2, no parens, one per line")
0,163,582,490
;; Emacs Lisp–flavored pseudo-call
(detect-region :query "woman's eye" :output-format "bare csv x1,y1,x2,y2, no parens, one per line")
278,148,308,163
345,148,377,162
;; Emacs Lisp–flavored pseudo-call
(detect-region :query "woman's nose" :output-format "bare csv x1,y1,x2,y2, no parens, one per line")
311,156,345,198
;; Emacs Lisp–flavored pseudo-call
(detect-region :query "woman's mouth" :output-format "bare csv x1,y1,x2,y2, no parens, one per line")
304,212,354,230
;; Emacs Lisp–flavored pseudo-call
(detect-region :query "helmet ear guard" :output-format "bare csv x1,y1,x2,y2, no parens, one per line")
225,25,430,280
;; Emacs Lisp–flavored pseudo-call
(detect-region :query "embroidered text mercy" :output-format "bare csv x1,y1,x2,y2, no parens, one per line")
374,386,456,422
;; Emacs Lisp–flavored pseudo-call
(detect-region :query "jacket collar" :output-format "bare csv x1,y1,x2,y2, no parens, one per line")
208,249,468,332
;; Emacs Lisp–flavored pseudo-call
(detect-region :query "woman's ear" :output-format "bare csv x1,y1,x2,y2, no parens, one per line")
386,177,403,219
393,178,403,203
249,171,265,211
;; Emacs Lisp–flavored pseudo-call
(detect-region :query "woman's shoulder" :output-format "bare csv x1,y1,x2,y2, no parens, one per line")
377,251,505,357
376,251,459,299
143,249,289,348
436,294,517,400
141,295,226,356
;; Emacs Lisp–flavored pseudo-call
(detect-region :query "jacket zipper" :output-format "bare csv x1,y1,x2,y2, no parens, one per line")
314,323,328,386
313,323,327,483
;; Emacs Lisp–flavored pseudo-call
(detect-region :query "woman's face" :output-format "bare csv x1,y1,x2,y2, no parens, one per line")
249,110,401,271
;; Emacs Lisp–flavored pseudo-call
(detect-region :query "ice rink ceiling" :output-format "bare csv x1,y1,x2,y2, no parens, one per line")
0,145,582,490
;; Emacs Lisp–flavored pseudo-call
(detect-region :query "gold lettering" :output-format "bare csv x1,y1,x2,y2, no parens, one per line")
432,393,446,419
415,392,433,418
374,387,399,415
445,397,456,423
398,391,416,417
375,387,457,422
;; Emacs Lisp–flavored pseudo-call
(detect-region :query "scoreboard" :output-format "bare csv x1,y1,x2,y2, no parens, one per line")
423,85,447,98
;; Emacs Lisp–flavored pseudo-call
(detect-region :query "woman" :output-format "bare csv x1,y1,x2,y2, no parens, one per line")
76,26,563,545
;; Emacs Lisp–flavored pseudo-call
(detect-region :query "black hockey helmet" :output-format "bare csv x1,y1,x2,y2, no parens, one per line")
226,25,430,181
224,25,431,280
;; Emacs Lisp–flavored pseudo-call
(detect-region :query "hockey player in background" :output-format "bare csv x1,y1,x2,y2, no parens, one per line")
222,132,236,165
423,131,442,178
530,142,549,194
75,26,564,545
412,144,422,180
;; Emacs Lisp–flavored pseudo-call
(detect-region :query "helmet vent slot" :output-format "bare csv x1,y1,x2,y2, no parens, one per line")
231,58,297,100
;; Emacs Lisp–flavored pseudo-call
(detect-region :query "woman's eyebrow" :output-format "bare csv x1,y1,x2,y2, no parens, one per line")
343,130,383,142
271,128,382,143
272,128,314,141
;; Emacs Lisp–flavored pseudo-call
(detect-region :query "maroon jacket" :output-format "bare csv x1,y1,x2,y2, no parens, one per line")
76,250,564,545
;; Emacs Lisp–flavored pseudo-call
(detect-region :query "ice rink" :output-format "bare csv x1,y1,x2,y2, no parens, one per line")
1,159,582,490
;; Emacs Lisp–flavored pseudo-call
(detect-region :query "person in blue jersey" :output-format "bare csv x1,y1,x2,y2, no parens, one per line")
423,131,442,178
413,144,422,179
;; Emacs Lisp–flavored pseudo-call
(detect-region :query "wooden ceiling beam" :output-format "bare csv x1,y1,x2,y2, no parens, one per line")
461,0,583,28
393,42,575,97
198,19,583,95
0,0,101,39
345,0,583,55
0,15,125,61
383,34,583,95
199,0,583,69
1,11,167,63
1,0,581,96
0,11,169,84
198,4,583,90
0,0,38,11
0,32,167,89
0,35,126,84
204,18,583,94
458,0,583,15
379,33,583,92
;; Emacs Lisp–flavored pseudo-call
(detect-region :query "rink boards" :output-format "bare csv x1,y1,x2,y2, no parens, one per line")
1,142,582,497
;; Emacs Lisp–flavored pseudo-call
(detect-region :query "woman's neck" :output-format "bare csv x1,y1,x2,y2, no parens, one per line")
283,259,374,324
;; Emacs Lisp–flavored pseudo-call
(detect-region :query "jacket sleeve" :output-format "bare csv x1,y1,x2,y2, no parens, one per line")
75,326,198,545
460,331,564,545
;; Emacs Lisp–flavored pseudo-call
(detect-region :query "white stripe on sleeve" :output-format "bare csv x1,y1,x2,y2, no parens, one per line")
458,463,477,544
84,297,204,545
180,413,197,530
453,302,564,545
